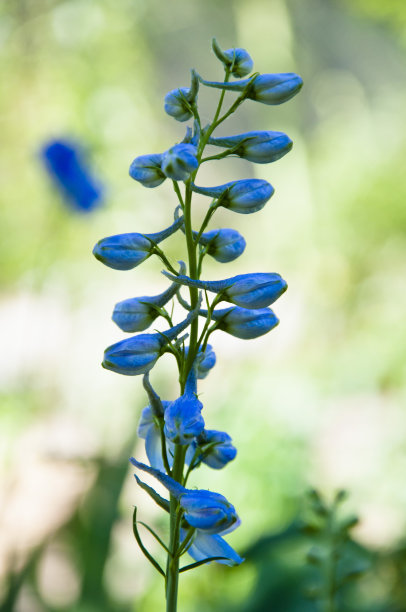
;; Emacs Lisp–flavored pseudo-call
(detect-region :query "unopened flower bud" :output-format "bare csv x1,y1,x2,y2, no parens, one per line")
212,38,253,77
206,306,279,339
102,301,201,376
129,153,166,188
93,216,183,271
208,131,293,164
192,179,274,214
161,143,198,181
112,263,185,332
199,72,303,105
197,228,246,263
162,271,287,309
164,70,199,122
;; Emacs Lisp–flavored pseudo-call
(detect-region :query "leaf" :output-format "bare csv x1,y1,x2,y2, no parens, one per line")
179,556,229,572
134,474,170,512
137,520,170,553
132,507,165,578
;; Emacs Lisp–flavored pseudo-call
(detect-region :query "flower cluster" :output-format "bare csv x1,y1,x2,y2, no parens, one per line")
93,38,302,608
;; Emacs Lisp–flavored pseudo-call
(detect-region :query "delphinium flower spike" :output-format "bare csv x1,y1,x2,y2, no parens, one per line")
93,38,302,612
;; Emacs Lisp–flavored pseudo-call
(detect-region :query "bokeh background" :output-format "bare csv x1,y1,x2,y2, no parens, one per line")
1,0,406,610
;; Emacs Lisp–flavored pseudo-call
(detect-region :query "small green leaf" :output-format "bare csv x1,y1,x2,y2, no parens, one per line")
137,520,170,553
179,556,229,572
132,507,165,577
134,475,170,512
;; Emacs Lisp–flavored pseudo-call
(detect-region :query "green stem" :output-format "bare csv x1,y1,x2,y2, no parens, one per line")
166,445,186,612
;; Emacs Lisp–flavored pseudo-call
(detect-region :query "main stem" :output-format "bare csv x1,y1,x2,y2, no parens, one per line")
165,68,232,611
166,182,197,612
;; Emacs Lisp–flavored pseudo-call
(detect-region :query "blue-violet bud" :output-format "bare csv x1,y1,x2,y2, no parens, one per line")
196,228,246,263
93,216,183,271
163,270,287,309
208,131,293,164
112,263,185,332
161,143,198,181
164,70,199,122
201,306,279,339
129,153,166,188
196,429,237,469
199,72,303,105
41,139,103,212
212,38,253,78
102,300,201,376
192,179,274,214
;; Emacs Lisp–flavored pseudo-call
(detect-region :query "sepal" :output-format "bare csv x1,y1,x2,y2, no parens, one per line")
161,143,198,181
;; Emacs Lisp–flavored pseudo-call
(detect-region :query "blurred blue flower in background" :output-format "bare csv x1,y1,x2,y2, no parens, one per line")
41,139,104,212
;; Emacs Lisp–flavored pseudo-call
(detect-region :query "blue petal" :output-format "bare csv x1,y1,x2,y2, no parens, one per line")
183,530,244,566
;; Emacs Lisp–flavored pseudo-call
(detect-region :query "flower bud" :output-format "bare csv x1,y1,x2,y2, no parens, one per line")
164,71,199,122
93,216,183,271
129,153,166,188
41,139,103,212
102,301,201,376
112,264,184,332
209,306,279,339
130,458,240,534
161,143,198,181
163,271,287,309
103,334,163,376
197,430,237,469
212,38,253,78
208,131,293,164
192,179,274,214
197,228,246,263
199,72,303,105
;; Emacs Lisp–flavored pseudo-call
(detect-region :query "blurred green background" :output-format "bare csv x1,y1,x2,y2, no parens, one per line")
1,0,406,610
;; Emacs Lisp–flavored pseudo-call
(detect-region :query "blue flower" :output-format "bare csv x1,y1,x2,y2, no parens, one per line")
164,393,205,445
195,429,237,469
208,130,293,164
199,72,303,105
181,529,244,566
138,403,173,471
192,179,274,214
164,368,204,444
41,139,103,212
93,215,183,271
130,458,240,535
163,271,287,309
129,153,166,188
161,143,198,181
203,306,279,339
